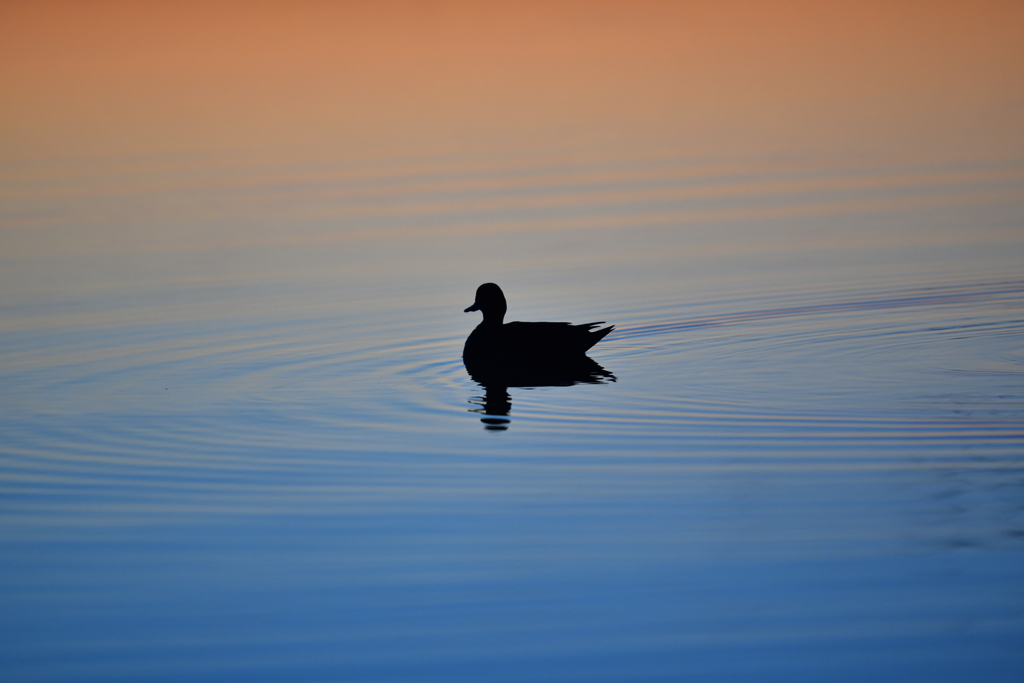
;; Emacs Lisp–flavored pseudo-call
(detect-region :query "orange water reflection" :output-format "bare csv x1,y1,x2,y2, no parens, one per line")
2,0,1021,164
2,0,1022,275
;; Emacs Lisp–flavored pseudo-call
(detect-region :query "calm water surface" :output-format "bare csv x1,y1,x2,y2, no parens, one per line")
2,154,1023,682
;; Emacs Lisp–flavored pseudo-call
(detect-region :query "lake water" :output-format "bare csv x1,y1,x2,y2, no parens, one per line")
2,151,1022,682
3,3,1024,681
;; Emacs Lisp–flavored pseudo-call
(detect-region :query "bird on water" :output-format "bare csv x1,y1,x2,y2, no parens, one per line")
462,283,613,374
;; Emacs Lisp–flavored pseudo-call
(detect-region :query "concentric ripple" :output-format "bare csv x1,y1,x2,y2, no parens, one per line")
385,279,1024,462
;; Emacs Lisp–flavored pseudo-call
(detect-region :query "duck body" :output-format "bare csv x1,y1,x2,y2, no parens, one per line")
463,320,611,366
462,283,613,386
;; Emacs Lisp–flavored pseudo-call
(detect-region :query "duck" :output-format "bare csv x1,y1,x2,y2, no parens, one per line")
462,283,614,374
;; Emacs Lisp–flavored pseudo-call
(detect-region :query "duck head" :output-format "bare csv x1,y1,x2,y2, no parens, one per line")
464,282,507,325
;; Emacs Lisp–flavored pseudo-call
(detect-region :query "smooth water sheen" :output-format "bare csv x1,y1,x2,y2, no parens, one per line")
3,2,1024,673
3,150,1023,682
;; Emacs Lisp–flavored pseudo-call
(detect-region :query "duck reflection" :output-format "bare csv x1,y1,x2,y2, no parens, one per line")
468,385,513,431
463,283,615,430
467,357,615,430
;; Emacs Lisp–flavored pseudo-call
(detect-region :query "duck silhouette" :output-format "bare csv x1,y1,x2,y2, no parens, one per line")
463,283,614,388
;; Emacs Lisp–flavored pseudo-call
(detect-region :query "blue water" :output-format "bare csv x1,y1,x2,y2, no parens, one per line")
1,154,1023,681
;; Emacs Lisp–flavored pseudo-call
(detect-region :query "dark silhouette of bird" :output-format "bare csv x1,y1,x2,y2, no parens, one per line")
462,283,613,388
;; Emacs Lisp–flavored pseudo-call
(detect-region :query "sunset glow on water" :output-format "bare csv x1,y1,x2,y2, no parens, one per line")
2,2,1023,681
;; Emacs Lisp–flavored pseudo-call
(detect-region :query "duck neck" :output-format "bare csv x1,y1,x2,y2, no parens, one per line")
480,307,505,327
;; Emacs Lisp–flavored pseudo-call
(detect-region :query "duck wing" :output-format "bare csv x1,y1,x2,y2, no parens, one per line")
504,321,614,355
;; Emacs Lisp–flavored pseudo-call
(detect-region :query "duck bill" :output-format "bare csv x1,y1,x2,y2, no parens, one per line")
464,303,479,312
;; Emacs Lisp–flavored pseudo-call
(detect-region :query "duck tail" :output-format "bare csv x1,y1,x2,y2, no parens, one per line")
582,322,614,350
